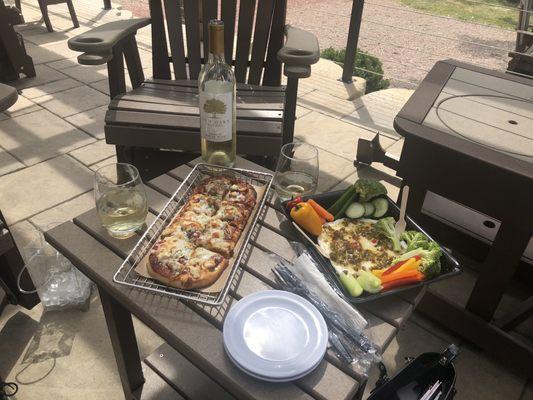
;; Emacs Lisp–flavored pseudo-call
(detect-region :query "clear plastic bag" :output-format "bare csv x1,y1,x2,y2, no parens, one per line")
268,242,381,376
17,231,92,312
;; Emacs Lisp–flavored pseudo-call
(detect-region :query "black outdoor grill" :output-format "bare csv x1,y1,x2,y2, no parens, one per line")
369,345,460,400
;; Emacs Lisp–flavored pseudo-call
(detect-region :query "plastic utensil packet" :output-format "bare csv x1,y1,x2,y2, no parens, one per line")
272,261,381,375
280,245,368,332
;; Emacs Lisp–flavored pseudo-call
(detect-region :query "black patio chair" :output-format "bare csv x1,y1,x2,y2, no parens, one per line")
67,0,319,178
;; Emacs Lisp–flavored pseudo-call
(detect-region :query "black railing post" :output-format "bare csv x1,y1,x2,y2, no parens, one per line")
342,0,365,83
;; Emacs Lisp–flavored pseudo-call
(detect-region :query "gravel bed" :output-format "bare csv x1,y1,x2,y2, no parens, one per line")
115,0,516,88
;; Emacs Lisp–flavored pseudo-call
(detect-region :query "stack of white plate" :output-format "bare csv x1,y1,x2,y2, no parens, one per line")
223,290,328,382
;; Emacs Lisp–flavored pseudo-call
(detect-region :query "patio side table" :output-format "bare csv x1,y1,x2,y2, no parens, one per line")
394,60,533,377
45,156,424,400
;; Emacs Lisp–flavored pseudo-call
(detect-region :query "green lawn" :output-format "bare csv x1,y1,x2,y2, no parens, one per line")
398,0,519,29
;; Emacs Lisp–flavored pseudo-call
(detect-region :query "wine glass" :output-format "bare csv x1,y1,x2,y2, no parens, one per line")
273,142,319,201
94,163,148,239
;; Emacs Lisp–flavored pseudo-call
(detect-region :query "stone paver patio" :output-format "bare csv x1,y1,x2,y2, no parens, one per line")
0,1,529,399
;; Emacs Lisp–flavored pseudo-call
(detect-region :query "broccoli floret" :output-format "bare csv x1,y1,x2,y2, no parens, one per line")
354,179,387,202
419,256,441,279
394,242,443,279
401,231,429,251
375,217,402,252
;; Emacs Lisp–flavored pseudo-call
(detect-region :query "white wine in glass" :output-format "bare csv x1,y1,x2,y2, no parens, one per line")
199,19,236,167
274,142,319,201
94,163,148,239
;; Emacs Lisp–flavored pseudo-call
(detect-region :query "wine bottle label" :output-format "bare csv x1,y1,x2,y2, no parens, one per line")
200,91,232,142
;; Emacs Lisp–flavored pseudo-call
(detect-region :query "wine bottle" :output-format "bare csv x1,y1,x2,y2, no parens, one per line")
199,19,236,167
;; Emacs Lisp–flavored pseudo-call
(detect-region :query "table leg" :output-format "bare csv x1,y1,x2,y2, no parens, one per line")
98,288,144,400
465,222,531,321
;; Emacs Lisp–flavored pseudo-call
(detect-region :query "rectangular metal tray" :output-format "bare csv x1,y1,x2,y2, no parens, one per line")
113,163,274,306
281,190,462,303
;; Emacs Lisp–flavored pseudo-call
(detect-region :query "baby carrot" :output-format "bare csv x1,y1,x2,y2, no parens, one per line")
380,270,423,285
308,199,334,222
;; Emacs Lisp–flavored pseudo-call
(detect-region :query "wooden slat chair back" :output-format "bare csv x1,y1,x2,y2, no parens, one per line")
154,0,284,87
67,0,319,178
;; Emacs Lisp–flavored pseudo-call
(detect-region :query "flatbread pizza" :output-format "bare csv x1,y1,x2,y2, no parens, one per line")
147,176,256,289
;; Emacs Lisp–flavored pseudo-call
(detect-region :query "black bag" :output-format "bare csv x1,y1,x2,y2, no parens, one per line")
368,344,459,400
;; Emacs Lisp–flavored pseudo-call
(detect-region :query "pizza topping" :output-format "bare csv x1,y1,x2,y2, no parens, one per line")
189,247,224,272
148,176,257,289
185,194,217,215
225,191,246,203
223,182,256,205
150,237,195,272
215,201,248,224
180,211,212,226
200,176,232,197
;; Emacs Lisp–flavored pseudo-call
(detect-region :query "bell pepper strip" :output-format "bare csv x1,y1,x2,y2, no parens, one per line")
290,202,323,236
371,268,386,278
382,273,424,291
380,269,423,285
286,197,303,211
382,255,421,276
395,257,418,274
308,199,334,222
398,259,422,274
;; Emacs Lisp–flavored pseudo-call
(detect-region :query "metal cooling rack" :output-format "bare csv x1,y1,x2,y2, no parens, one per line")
113,163,274,306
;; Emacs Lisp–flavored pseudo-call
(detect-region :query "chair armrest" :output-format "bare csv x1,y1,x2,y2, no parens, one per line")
68,18,150,64
277,25,320,78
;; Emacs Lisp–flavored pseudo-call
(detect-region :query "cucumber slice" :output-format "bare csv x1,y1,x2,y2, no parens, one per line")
335,192,358,220
371,197,389,218
363,202,375,217
345,202,365,219
338,271,363,297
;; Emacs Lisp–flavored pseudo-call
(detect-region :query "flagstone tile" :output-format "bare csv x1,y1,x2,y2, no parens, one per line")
0,149,24,176
0,109,95,165
47,58,80,70
21,78,83,99
24,41,76,65
32,86,109,118
61,64,109,84
69,140,115,166
0,155,93,224
12,64,68,90
64,105,108,139
30,191,94,230
295,111,395,161
3,96,42,118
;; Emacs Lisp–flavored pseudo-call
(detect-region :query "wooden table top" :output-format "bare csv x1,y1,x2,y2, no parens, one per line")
44,156,424,400
394,60,533,180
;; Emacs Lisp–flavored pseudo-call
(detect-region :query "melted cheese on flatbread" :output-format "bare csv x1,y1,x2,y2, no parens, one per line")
188,247,223,278
152,236,195,272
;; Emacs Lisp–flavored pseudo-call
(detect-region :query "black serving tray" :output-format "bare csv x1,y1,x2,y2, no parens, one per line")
281,190,462,303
